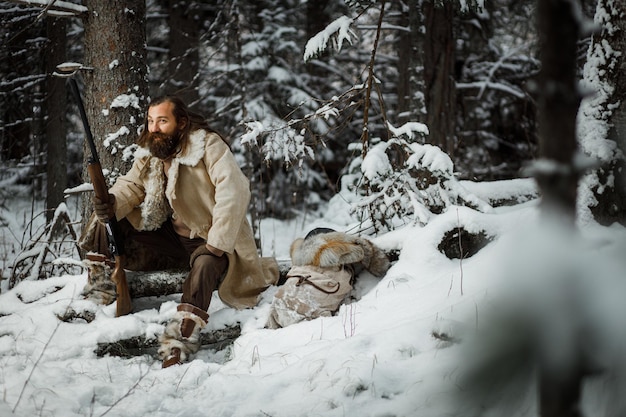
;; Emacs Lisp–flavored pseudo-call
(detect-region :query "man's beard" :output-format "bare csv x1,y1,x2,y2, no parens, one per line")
148,132,181,160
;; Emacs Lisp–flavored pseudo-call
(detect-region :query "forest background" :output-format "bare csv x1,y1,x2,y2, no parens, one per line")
1,1,626,415
1,0,625,302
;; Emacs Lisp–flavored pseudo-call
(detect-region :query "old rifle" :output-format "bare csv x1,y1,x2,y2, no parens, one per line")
56,63,132,316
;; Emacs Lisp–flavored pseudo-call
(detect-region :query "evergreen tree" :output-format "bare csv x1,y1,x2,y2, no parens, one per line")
578,0,626,226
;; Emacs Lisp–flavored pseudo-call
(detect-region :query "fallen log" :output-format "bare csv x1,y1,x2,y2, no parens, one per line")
124,259,292,299
59,260,292,322
126,269,187,298
95,324,242,358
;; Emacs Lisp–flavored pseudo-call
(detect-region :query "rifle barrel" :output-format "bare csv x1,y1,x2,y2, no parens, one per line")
67,78,100,164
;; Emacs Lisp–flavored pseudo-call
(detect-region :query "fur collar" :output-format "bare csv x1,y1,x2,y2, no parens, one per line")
165,130,206,200
134,130,208,230
176,130,207,166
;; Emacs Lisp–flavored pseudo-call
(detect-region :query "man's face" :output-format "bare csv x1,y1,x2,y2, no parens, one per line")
147,101,179,136
146,101,185,160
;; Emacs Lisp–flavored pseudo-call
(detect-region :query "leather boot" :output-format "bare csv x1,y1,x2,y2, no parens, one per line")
82,253,117,305
161,347,182,368
159,303,209,368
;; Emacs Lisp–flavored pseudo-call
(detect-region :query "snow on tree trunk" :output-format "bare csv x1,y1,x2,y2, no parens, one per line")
578,0,626,225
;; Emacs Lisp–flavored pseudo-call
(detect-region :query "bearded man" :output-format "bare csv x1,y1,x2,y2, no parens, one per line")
79,96,279,367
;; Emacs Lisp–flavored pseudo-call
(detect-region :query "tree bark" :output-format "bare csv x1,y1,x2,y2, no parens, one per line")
423,0,456,155
45,16,68,223
397,0,425,126
126,270,187,298
167,0,201,108
591,0,626,225
535,0,581,223
536,0,584,414
81,0,148,226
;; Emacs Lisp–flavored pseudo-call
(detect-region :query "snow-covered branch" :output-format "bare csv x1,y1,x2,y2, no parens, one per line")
6,0,87,16
304,16,356,62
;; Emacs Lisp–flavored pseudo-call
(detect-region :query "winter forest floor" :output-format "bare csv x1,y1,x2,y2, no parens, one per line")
1,179,626,417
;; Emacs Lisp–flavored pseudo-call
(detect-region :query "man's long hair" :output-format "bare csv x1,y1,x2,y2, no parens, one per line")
137,95,229,154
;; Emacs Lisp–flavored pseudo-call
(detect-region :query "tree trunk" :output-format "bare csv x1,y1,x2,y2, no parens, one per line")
81,0,148,226
167,0,200,108
592,0,626,225
397,0,425,126
423,0,456,154
536,0,584,414
45,16,68,223
535,0,581,223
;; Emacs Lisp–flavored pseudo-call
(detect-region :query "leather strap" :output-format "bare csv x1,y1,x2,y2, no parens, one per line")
180,318,197,339
293,275,340,294
85,252,115,268
162,347,182,368
177,303,209,323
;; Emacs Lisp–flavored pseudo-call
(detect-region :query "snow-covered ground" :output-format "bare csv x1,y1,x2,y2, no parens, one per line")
1,179,626,417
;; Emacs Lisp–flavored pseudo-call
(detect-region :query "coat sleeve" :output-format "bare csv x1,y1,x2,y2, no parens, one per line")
109,157,148,221
203,135,251,253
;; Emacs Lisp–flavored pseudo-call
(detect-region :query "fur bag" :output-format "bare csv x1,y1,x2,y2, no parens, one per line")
267,230,390,329
289,231,390,276
267,265,353,329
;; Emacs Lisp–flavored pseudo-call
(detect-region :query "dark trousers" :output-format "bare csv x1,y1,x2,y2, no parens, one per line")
100,218,228,312
130,220,228,312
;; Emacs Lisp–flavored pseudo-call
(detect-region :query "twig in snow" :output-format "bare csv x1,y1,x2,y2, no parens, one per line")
431,330,461,345
457,208,464,296
175,366,192,392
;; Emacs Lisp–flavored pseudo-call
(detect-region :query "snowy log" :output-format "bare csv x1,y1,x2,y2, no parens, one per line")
58,260,293,324
94,324,242,358
126,270,187,298
124,259,292,299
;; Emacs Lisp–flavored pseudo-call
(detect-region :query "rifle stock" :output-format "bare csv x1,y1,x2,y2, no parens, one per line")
111,255,131,316
87,162,132,317
87,161,109,203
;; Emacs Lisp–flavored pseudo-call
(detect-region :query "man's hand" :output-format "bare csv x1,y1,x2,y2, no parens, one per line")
94,193,116,223
189,244,225,267
205,244,224,257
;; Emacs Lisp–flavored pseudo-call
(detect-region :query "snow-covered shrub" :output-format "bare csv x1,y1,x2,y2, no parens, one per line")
239,118,328,218
218,1,338,219
344,121,493,232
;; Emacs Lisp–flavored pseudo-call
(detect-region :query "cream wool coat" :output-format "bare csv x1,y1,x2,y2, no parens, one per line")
110,129,278,309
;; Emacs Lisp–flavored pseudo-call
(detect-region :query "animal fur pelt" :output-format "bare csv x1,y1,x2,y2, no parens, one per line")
289,231,390,277
139,155,171,232
158,310,206,363
82,256,116,305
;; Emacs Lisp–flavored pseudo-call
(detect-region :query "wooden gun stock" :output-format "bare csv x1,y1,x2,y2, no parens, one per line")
111,255,131,317
87,161,132,317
